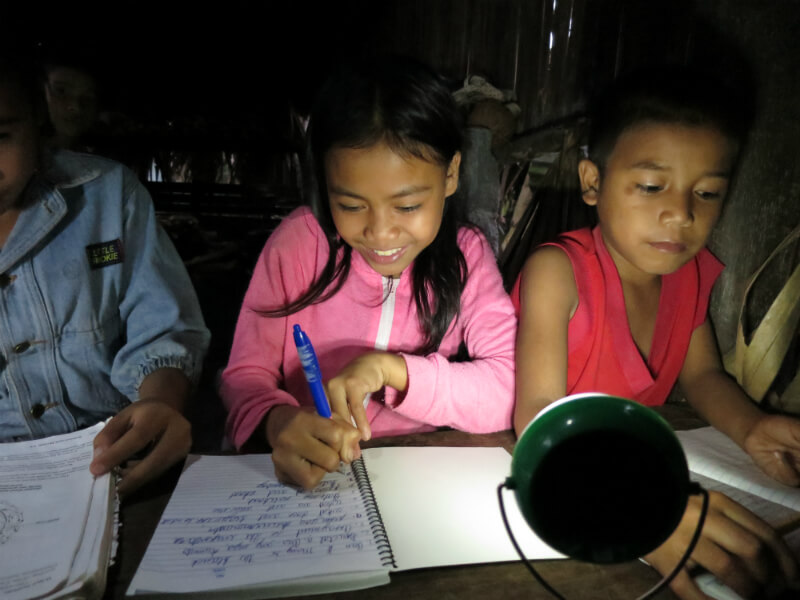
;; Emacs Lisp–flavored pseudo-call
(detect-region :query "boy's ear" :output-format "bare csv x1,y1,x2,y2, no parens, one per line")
578,159,601,206
445,151,461,197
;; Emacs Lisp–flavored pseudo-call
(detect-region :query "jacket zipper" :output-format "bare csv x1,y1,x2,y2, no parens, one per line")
364,276,397,411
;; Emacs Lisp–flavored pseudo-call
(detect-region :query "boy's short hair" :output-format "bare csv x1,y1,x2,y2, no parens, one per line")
587,65,756,170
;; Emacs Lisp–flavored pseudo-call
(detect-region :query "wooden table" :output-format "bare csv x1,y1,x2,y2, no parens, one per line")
103,405,709,600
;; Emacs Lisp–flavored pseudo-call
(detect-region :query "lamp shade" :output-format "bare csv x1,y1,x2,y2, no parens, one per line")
507,393,690,563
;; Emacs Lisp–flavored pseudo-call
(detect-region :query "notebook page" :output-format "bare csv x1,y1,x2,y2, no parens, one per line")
676,427,800,512
361,446,564,571
127,454,386,596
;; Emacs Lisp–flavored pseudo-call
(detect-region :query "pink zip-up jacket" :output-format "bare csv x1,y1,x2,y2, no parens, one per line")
220,207,516,449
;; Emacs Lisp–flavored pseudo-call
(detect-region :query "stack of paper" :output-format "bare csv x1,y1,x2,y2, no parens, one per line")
0,422,118,600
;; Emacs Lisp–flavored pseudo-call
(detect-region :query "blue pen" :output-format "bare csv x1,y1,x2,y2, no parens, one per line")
293,324,332,418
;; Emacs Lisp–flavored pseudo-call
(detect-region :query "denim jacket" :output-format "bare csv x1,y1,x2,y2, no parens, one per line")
0,150,210,440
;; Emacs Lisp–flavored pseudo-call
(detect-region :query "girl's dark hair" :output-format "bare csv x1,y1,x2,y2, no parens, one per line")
587,65,755,171
267,55,467,354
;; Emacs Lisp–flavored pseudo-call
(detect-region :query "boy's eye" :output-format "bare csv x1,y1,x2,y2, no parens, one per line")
635,183,663,194
695,190,723,200
396,204,421,213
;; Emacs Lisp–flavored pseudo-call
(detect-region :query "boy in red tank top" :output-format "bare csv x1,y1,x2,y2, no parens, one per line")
513,67,800,599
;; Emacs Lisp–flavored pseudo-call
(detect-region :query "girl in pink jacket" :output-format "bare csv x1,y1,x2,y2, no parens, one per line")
220,57,516,489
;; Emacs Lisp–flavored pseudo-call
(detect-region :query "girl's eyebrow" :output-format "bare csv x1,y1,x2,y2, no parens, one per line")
329,184,432,200
629,161,730,178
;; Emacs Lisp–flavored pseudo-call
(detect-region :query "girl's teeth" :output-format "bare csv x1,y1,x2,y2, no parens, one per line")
374,248,400,256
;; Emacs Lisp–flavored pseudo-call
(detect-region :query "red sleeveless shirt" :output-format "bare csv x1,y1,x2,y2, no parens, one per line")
512,226,723,406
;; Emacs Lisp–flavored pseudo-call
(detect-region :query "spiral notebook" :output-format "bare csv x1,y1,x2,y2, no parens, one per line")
127,446,562,598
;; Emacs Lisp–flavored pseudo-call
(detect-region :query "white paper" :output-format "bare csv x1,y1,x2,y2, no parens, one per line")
677,427,800,513
362,446,564,571
129,446,563,598
0,422,107,600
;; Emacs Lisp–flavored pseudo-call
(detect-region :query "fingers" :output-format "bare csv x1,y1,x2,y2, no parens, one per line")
327,377,371,440
664,569,713,600
115,417,192,496
272,447,332,490
745,415,800,486
647,491,800,600
330,414,362,463
267,407,361,490
90,410,150,476
714,493,800,590
762,451,800,487
90,413,130,474
691,534,763,599
90,401,193,498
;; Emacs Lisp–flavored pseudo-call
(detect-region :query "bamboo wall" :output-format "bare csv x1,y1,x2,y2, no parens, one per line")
361,0,800,360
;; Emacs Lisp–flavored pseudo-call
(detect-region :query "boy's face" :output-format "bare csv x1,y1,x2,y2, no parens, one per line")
0,82,40,215
45,67,98,143
579,123,737,284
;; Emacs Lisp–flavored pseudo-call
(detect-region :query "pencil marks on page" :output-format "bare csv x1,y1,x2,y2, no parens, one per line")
136,455,382,587
0,501,23,544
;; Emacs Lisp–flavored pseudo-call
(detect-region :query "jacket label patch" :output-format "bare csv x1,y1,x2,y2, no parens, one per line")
86,239,124,269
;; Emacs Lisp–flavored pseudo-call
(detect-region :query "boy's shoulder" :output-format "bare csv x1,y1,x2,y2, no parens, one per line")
549,227,596,254
43,149,134,190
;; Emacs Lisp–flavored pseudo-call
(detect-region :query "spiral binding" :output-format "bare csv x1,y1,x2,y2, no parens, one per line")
351,457,397,568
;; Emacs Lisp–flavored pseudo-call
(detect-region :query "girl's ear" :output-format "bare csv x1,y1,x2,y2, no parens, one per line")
444,152,461,197
578,159,601,206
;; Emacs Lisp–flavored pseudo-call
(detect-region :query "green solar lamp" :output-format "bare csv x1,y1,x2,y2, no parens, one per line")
499,393,708,600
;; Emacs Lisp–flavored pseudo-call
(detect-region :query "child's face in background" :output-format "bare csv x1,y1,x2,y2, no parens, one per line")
45,67,98,144
325,141,460,278
0,82,40,215
580,123,737,284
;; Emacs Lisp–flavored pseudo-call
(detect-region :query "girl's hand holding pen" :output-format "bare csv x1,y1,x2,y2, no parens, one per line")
326,351,409,441
265,405,361,490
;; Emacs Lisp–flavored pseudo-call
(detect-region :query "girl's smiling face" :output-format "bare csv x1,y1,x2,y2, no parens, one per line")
580,123,737,285
325,141,460,278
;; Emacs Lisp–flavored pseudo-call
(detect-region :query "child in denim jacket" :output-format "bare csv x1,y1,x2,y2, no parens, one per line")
0,57,209,496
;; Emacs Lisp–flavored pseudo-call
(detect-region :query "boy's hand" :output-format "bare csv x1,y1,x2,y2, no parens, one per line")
744,414,800,486
266,405,361,490
326,352,408,441
90,399,191,498
644,491,799,600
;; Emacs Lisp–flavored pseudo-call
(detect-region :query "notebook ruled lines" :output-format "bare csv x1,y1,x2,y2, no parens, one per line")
131,455,385,590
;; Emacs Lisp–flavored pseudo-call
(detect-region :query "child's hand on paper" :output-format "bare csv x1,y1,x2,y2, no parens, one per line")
644,491,799,600
90,367,193,497
90,399,191,498
266,405,361,490
326,351,408,441
744,414,800,486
